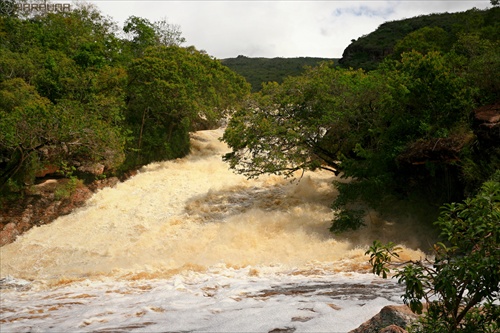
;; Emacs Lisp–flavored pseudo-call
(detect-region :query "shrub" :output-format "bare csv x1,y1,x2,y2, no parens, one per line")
366,171,500,332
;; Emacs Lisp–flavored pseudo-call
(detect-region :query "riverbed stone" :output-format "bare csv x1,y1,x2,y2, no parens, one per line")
380,324,409,333
0,176,121,247
348,305,419,333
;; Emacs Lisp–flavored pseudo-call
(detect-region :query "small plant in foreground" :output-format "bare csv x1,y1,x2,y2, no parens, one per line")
366,171,500,333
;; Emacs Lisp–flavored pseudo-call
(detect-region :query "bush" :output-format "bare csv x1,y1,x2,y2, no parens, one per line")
366,171,500,332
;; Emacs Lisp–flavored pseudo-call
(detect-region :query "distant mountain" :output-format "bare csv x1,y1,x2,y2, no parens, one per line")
339,7,500,70
221,56,337,92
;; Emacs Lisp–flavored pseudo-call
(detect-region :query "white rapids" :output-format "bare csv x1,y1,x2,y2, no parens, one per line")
0,128,433,332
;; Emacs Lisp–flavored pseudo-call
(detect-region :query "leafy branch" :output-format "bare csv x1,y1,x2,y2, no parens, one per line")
366,172,500,332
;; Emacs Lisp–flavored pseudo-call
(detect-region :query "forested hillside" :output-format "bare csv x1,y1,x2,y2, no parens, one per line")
340,6,500,70
0,3,250,201
221,56,337,92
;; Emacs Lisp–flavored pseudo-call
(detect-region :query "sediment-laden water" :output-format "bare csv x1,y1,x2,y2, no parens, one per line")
0,128,433,332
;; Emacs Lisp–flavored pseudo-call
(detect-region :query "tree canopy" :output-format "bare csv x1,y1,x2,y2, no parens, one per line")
221,56,337,92
0,4,250,196
222,11,500,330
222,7,500,231
340,7,500,70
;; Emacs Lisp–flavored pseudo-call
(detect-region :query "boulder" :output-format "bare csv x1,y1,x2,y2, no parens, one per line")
474,102,500,144
77,163,105,176
380,324,409,333
35,164,60,178
348,305,419,333
0,223,19,246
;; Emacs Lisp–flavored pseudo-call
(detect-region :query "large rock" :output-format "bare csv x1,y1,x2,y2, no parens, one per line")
380,325,409,333
348,305,419,333
474,102,500,144
77,163,105,176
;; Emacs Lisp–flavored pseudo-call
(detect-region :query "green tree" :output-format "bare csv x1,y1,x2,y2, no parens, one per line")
392,26,451,60
123,16,158,53
154,17,186,47
453,34,500,104
125,45,249,167
222,63,387,179
223,51,477,231
123,16,186,57
0,78,55,190
0,78,125,192
0,5,128,195
366,171,500,332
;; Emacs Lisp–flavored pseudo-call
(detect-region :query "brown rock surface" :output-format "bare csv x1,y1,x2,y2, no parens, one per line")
380,324,408,333
349,305,419,333
474,102,500,144
0,177,120,246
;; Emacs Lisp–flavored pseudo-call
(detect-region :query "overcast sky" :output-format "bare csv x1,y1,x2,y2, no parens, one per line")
89,0,493,59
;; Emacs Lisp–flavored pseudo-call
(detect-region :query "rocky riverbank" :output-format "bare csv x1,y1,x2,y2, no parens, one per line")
0,176,122,247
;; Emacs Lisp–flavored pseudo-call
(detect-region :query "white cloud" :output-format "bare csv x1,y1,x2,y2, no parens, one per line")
90,0,492,59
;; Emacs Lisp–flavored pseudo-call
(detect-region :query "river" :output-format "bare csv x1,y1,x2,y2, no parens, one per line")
0,128,433,332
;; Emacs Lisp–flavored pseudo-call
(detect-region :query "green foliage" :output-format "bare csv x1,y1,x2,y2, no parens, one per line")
223,47,486,231
221,56,337,92
0,78,57,188
54,177,83,200
365,241,401,279
223,63,387,180
454,34,500,105
391,26,452,60
123,16,185,56
123,16,158,50
329,208,365,234
366,172,500,332
340,7,500,71
0,4,249,197
125,45,249,167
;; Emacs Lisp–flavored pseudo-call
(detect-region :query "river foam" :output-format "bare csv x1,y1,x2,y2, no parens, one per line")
0,128,434,332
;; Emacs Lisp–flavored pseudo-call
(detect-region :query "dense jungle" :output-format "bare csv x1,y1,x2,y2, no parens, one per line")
0,2,499,332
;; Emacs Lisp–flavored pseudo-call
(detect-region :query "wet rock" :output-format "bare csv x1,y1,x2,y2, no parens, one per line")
397,134,473,166
269,328,296,333
348,305,419,333
0,223,19,245
29,179,60,194
35,164,60,178
3,222,16,231
0,176,121,247
58,187,93,215
88,177,120,192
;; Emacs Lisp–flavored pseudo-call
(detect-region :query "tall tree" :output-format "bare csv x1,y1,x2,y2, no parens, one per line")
125,45,249,167
223,51,479,231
